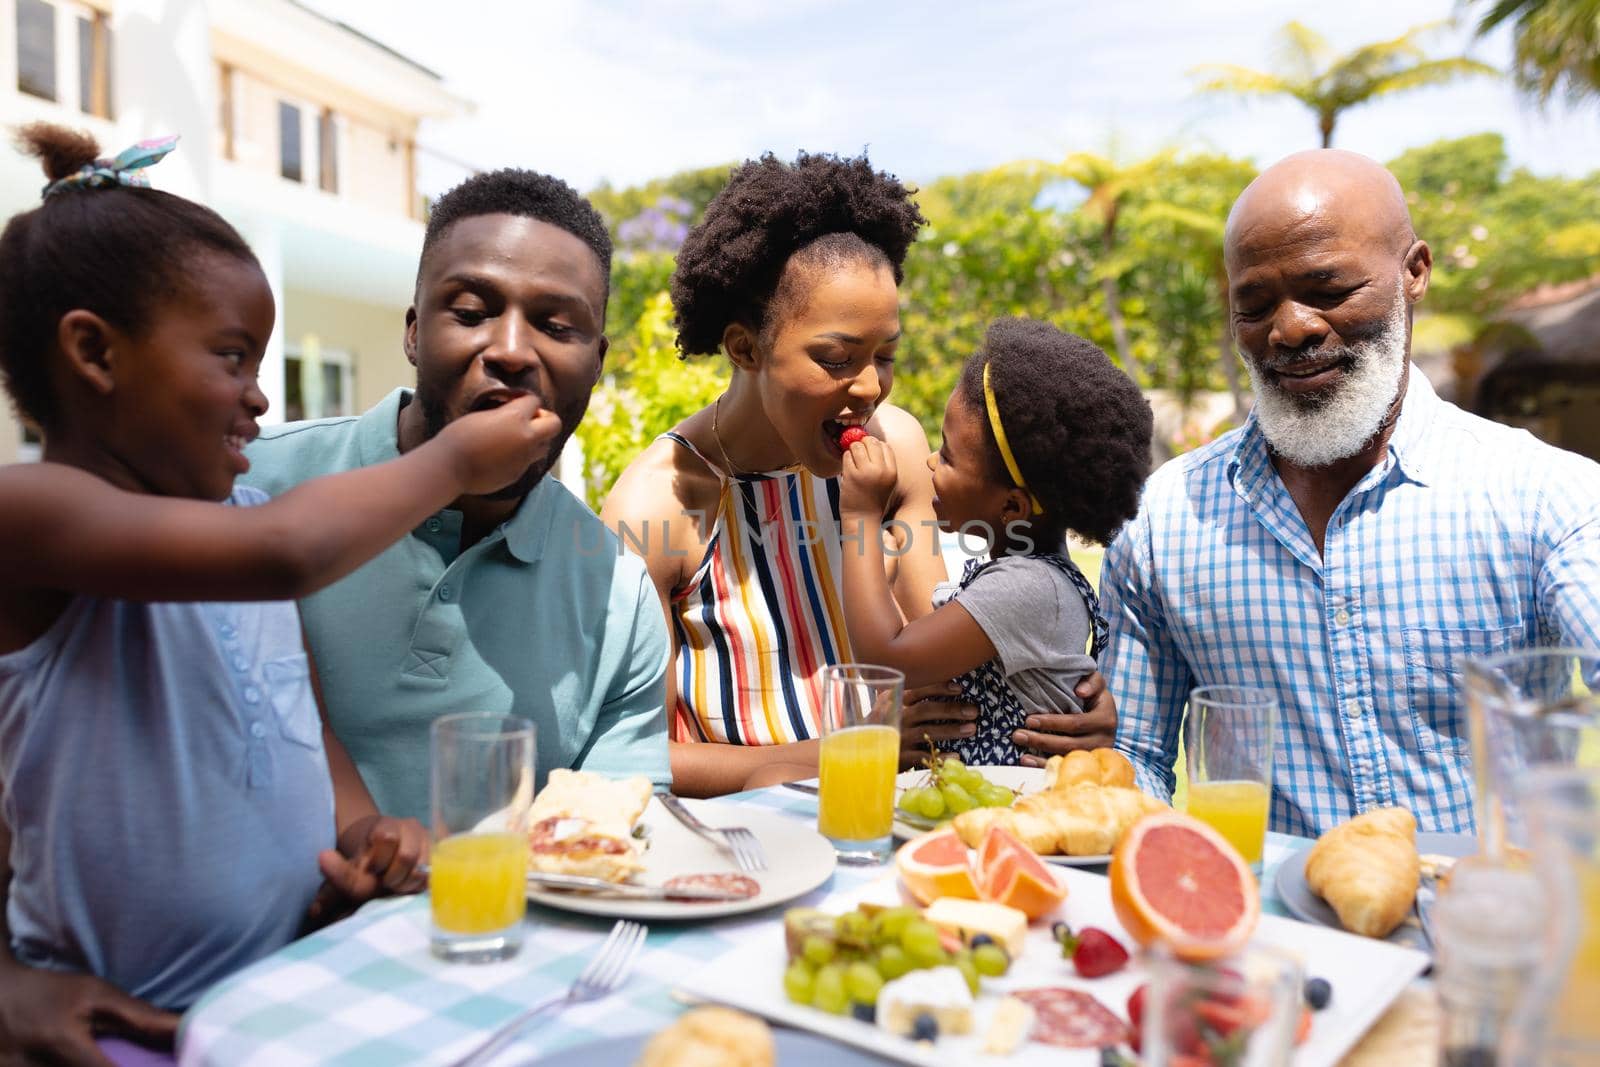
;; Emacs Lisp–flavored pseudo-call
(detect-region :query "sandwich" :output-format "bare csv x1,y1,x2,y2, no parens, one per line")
527,769,653,883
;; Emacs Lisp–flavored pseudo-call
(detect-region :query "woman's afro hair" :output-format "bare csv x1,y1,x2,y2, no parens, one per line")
958,318,1153,546
670,152,925,356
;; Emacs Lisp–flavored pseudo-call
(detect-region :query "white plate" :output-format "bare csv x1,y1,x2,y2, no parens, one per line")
1276,830,1478,950
889,766,1112,866
526,796,836,921
679,867,1428,1067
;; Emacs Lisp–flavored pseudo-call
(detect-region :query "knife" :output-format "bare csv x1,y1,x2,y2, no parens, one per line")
527,871,752,902
781,781,819,796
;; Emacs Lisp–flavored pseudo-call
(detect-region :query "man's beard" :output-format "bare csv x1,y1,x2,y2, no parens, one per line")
418,387,588,500
1245,279,1408,469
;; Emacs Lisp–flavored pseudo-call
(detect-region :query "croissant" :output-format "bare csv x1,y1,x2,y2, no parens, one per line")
1025,783,1166,855
950,805,1058,854
1304,807,1420,938
1044,749,1136,791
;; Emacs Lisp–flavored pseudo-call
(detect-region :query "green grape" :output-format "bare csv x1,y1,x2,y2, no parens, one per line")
940,757,966,780
845,960,884,1004
915,787,947,819
813,963,849,1015
783,959,816,1003
835,910,871,942
941,782,975,815
901,920,947,967
957,768,987,793
972,943,1010,977
802,934,837,967
898,786,930,814
876,943,912,980
977,783,1013,808
953,950,981,995
873,907,919,942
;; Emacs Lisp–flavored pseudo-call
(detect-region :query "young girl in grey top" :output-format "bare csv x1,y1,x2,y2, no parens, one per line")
837,319,1153,765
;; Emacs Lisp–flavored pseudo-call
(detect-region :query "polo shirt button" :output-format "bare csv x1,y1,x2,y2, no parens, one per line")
220,624,236,639
1334,609,1351,626
244,685,261,704
249,722,267,739
438,585,452,602
427,518,443,533
232,654,250,672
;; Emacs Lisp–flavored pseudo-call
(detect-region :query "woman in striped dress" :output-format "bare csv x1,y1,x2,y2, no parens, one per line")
602,153,958,797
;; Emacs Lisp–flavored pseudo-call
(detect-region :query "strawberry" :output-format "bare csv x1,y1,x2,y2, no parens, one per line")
1294,1004,1313,1046
1068,926,1130,978
838,426,868,449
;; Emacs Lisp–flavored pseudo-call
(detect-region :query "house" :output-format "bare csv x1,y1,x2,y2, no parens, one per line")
0,0,469,463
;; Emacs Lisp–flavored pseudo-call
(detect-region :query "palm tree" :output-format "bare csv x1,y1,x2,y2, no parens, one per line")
1475,0,1600,107
1192,21,1499,148
1057,150,1173,374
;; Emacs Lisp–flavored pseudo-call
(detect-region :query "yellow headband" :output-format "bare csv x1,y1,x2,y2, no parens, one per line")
982,362,1043,516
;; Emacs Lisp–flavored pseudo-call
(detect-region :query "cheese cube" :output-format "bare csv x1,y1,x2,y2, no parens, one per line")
923,898,1029,958
877,966,974,1038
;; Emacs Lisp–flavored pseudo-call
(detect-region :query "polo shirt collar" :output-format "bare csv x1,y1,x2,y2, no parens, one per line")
353,387,554,564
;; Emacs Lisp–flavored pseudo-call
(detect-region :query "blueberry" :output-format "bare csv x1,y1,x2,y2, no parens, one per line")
911,1011,939,1042
1304,976,1332,1011
851,1002,876,1024
969,933,995,949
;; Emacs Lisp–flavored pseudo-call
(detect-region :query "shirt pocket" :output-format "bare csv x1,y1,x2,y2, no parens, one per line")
263,654,323,751
1402,623,1521,755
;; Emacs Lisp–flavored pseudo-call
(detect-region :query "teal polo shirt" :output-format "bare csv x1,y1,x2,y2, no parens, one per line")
241,388,671,821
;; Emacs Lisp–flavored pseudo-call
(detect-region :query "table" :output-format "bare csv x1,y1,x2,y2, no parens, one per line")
178,787,1317,1067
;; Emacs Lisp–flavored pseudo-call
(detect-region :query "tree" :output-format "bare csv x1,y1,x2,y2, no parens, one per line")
1057,151,1174,375
1475,0,1600,108
1192,21,1499,147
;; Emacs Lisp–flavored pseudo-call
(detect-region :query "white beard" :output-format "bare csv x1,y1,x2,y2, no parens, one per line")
1245,280,1408,468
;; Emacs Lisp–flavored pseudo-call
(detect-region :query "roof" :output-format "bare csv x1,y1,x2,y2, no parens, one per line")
1498,280,1600,367
285,0,441,81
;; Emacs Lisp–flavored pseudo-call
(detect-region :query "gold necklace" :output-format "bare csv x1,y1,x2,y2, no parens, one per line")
711,394,749,477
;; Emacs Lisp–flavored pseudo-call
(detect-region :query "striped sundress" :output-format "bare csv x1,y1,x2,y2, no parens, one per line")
661,432,854,747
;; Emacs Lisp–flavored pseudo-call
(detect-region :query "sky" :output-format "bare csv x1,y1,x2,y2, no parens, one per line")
304,0,1600,198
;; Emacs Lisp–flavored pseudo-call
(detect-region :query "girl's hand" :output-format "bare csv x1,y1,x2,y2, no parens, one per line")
0,963,177,1067
839,435,898,519
304,816,431,928
435,394,564,495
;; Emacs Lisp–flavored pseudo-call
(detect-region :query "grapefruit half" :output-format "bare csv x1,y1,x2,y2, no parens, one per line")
1109,811,1259,960
974,825,1068,920
894,828,978,905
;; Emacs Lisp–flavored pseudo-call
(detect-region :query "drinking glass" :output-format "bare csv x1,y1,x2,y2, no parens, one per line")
1502,767,1600,1067
1141,945,1303,1066
817,664,903,864
1185,685,1278,871
1462,648,1599,858
429,712,535,962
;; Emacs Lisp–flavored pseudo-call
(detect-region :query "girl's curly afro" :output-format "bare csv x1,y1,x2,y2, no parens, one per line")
670,152,925,356
958,318,1153,546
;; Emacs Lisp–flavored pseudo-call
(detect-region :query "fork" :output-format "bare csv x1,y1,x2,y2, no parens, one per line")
655,792,768,872
448,920,647,1067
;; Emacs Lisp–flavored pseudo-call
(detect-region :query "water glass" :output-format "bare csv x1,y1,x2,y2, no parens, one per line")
1502,767,1600,1067
1462,648,1599,858
1141,945,1303,1066
1185,685,1278,870
429,712,535,962
817,664,903,864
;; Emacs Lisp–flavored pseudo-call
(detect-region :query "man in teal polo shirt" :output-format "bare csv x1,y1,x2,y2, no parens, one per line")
243,169,670,821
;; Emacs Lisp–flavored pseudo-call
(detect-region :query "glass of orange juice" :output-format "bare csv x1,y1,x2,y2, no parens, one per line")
429,712,535,962
1184,685,1277,871
818,664,903,864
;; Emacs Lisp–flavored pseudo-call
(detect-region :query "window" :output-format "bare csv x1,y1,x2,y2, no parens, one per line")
283,346,352,422
216,64,234,160
76,11,112,119
318,109,338,193
279,101,302,182
16,0,57,101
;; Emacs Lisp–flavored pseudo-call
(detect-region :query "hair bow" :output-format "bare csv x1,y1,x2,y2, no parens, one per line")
42,134,180,199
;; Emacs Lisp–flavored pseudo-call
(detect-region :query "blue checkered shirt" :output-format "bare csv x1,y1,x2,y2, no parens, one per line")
1102,369,1600,837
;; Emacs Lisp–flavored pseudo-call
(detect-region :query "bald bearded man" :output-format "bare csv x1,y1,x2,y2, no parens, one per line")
1101,149,1600,836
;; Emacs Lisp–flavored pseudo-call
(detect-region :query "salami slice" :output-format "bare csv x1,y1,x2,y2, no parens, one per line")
1013,987,1128,1048
662,873,760,901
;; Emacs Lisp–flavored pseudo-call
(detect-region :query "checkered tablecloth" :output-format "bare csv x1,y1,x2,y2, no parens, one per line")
177,788,1307,1067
